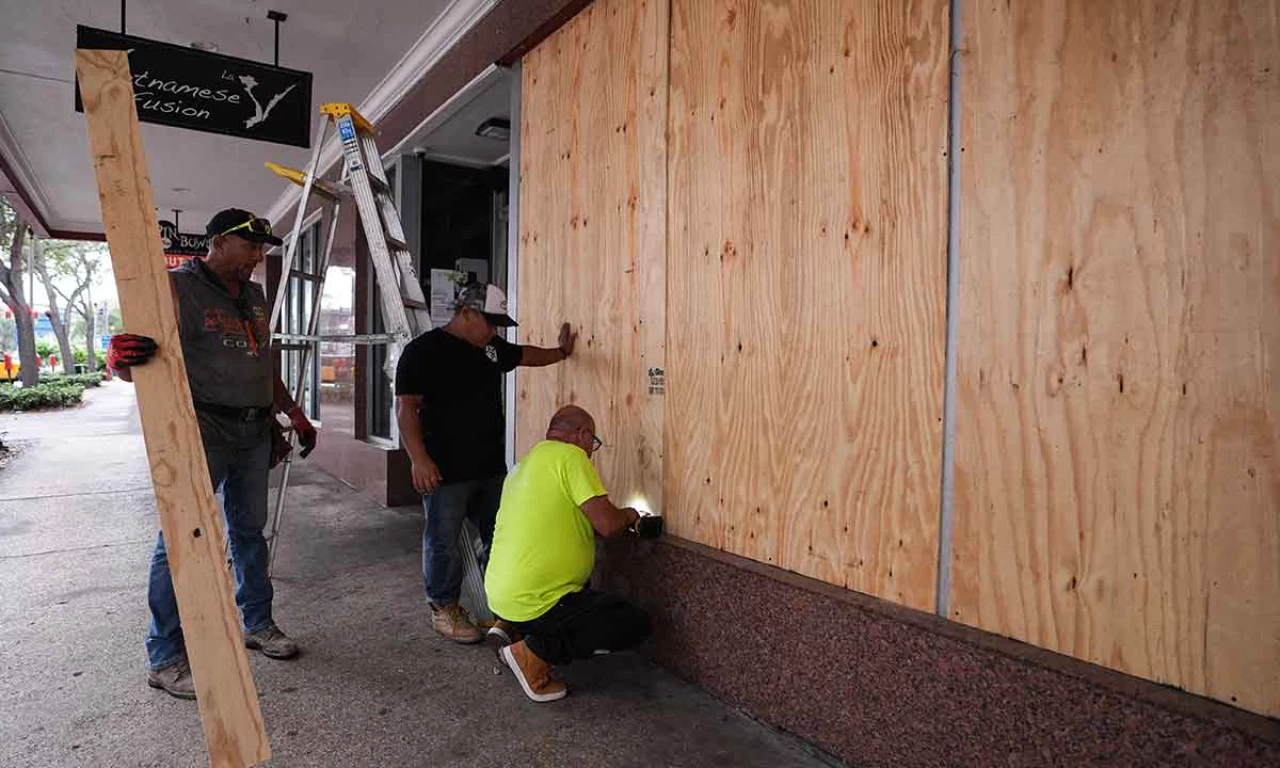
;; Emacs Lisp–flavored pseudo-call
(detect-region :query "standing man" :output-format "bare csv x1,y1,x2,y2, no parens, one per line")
395,282,574,643
485,405,651,702
107,209,318,700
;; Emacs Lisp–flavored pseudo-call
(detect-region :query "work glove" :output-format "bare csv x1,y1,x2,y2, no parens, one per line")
107,333,158,371
286,405,318,459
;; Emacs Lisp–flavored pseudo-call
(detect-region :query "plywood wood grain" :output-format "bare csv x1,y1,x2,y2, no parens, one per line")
666,0,950,610
76,49,270,766
516,0,668,510
950,0,1280,717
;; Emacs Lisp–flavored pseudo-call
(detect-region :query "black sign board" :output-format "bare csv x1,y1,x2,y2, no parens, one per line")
75,25,312,148
158,220,209,260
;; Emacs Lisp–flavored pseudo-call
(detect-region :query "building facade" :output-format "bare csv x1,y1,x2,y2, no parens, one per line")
34,0,1271,764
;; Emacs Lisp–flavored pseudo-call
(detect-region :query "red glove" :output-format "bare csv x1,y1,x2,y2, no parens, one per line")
107,334,158,371
287,405,317,458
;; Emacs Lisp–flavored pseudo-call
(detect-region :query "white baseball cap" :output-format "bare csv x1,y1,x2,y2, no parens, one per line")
454,282,517,327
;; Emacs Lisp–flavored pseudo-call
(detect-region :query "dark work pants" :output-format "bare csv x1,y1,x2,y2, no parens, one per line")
507,588,651,665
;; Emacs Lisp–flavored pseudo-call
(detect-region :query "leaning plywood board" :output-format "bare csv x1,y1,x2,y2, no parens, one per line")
666,0,950,610
516,0,668,510
950,0,1280,717
76,49,270,765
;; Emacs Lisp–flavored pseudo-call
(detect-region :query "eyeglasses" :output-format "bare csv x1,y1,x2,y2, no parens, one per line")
219,217,274,238
589,433,603,451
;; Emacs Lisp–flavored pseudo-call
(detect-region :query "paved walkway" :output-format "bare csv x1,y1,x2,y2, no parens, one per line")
0,382,832,767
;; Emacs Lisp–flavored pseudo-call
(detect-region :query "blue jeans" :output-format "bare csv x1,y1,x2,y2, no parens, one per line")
421,475,503,606
145,440,273,670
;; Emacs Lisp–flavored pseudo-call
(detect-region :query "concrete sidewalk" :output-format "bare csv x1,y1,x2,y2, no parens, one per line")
0,382,833,767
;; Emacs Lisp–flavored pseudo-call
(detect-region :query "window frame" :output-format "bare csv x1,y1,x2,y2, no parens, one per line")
278,218,324,423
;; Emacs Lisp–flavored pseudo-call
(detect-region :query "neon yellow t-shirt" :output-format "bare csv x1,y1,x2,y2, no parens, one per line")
485,440,607,622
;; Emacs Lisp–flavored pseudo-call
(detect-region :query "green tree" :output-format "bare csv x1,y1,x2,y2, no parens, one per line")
0,314,14,354
32,239,73,374
38,239,105,372
0,202,38,386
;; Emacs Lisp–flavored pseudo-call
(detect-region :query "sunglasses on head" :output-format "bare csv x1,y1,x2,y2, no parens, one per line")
219,217,274,238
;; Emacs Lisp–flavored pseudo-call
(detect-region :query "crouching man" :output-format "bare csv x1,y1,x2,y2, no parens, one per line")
483,405,650,702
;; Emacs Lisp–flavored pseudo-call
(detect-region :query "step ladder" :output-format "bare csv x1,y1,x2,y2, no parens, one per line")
260,103,494,624
268,103,431,353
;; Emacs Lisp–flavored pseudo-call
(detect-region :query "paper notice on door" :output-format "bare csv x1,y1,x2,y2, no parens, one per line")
430,269,466,328
454,258,489,284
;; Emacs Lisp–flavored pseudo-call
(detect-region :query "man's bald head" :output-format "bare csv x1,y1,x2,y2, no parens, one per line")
548,405,594,434
546,405,598,455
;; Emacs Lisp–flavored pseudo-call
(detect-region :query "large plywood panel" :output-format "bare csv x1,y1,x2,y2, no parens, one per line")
667,0,950,610
516,0,668,508
951,0,1280,716
76,49,270,766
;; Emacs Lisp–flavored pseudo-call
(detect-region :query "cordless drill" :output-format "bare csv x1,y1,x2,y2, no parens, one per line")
627,512,663,539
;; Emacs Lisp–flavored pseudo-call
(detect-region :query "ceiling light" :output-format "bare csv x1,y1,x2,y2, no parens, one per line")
475,117,511,142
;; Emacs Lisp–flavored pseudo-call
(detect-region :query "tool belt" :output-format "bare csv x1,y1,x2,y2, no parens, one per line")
193,401,273,422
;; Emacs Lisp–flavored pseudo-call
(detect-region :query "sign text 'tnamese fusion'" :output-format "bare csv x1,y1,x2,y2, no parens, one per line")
74,26,312,148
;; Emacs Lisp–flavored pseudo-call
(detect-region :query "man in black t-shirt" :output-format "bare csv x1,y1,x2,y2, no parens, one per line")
395,282,575,643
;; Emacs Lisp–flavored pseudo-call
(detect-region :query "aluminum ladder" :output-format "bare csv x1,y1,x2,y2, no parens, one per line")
260,103,495,624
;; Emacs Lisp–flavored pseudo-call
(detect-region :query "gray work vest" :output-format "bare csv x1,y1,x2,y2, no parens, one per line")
169,259,273,446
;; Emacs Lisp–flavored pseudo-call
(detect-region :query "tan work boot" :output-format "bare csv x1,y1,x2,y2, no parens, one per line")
501,640,567,702
147,658,196,700
484,619,523,660
244,624,300,659
430,602,484,644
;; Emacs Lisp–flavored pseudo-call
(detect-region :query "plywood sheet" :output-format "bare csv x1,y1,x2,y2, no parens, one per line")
516,0,668,509
950,0,1280,717
666,0,950,610
76,49,270,766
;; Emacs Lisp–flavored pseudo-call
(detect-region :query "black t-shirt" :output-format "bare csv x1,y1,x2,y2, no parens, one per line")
394,328,522,483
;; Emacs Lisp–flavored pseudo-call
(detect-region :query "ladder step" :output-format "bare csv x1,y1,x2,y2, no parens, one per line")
264,162,348,201
328,179,354,195
314,178,351,200
273,332,398,345
369,175,392,195
384,234,409,251
403,298,428,310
